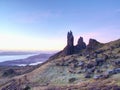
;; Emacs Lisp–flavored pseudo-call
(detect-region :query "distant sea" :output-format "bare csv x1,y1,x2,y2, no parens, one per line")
16,62,43,66
0,54,37,62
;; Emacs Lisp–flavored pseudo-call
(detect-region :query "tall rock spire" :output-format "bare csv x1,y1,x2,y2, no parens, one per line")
67,30,74,47
62,31,74,55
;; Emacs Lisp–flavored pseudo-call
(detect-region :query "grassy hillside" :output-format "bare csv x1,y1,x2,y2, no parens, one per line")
1,39,120,90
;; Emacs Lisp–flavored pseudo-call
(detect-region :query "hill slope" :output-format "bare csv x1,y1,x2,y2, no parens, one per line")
1,38,120,90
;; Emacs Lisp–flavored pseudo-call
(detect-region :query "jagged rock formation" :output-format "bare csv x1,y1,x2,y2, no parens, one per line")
49,31,75,59
76,37,86,49
49,31,103,59
86,39,103,52
67,31,74,47
74,37,86,53
62,31,74,55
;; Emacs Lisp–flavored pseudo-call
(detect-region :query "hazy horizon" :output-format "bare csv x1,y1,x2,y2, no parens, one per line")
0,0,120,51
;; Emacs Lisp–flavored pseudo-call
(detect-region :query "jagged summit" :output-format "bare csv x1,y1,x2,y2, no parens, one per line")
67,31,74,47
50,31,103,59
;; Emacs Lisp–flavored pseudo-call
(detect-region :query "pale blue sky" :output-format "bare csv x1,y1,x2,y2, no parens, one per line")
0,0,120,51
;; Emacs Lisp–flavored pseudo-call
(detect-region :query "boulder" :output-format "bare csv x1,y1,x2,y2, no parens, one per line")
93,75,103,79
86,61,96,69
84,73,91,78
78,61,84,67
106,69,117,75
114,68,120,73
93,74,109,80
114,60,120,66
86,69,94,74
68,77,76,83
102,54,109,60
106,68,120,76
95,50,104,54
95,58,105,66
86,63,94,68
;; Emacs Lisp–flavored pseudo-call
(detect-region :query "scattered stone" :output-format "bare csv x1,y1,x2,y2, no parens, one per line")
106,69,117,75
23,85,31,90
95,50,104,54
84,73,91,78
95,58,105,66
93,75,102,79
86,61,96,69
77,71,82,74
93,74,109,80
114,60,120,66
114,68,120,73
78,61,84,67
86,54,90,59
68,78,76,83
96,69,103,73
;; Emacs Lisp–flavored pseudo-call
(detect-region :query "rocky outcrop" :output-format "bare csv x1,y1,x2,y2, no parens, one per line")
49,31,104,60
67,31,74,47
77,37,86,49
75,37,86,53
49,31,75,59
62,31,74,55
86,39,103,52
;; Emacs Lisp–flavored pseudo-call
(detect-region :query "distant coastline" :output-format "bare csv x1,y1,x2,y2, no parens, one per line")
0,53,52,66
0,54,37,62
0,51,38,56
